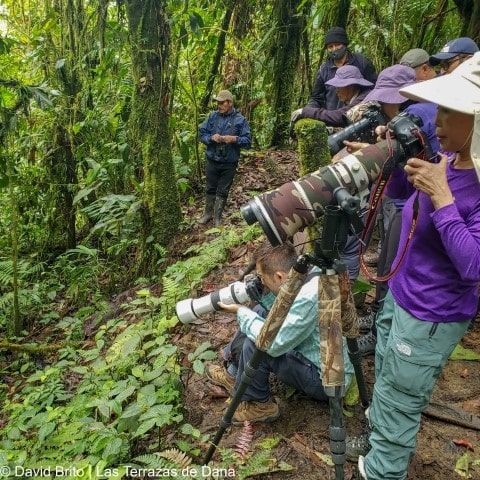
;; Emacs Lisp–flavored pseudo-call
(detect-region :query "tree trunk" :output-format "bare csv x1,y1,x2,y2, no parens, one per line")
125,0,181,271
452,0,480,42
334,0,351,29
269,0,303,148
200,0,238,113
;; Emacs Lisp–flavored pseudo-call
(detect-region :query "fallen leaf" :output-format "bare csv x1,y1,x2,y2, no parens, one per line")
454,439,475,451
462,398,480,415
460,368,469,378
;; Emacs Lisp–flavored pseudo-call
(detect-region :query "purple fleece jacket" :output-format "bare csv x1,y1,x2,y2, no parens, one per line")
387,157,480,322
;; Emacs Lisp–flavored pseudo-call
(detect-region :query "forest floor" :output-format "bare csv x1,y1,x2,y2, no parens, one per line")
174,150,480,480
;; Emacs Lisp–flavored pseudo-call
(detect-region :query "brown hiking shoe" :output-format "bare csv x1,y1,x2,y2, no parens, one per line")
232,399,280,425
206,365,235,393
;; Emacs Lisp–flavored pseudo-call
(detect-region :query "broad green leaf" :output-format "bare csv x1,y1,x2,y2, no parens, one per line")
38,422,56,442
133,418,157,438
450,344,480,361
120,403,142,419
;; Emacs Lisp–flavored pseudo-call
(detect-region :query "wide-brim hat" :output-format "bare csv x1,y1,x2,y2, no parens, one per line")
325,65,374,88
399,52,480,114
401,52,480,182
429,37,479,66
363,65,416,104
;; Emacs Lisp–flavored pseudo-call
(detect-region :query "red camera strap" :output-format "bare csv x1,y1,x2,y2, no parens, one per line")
359,130,426,283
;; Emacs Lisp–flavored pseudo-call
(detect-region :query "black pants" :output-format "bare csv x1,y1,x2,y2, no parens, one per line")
205,159,238,198
223,306,328,403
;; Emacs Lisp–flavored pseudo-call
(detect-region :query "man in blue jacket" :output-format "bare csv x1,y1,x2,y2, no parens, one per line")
199,90,251,226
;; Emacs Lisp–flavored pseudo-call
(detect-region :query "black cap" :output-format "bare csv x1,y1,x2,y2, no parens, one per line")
324,27,348,47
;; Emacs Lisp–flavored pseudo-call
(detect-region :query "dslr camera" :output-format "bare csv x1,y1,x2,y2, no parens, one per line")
328,104,388,155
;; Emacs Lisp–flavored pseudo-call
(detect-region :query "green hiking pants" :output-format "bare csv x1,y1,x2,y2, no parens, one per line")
364,290,471,480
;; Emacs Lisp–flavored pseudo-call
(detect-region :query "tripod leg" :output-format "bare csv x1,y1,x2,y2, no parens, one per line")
203,349,266,465
326,386,346,480
346,337,370,409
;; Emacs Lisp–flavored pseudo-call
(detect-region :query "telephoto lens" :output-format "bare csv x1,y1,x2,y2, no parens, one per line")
175,281,251,324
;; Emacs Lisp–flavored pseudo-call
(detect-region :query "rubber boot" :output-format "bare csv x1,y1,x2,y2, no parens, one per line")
214,196,227,227
198,194,216,224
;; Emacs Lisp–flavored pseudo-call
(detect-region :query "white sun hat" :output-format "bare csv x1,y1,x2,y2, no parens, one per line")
400,52,480,182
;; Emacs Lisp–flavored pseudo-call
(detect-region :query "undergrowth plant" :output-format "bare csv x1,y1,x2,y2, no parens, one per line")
0,224,263,478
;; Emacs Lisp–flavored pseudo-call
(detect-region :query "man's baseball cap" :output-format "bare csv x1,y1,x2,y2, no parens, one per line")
213,90,233,102
429,37,479,66
400,48,430,68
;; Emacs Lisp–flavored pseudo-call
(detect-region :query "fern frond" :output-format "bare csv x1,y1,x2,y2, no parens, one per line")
133,454,168,469
233,421,254,461
158,448,192,469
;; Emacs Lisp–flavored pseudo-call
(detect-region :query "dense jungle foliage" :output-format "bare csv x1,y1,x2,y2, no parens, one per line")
0,0,477,477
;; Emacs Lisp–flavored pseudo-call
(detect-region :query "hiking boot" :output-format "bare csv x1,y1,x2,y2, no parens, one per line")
358,310,376,334
363,252,379,267
346,433,371,462
358,455,369,479
358,331,377,357
198,194,216,224
206,365,235,393
232,399,280,425
214,196,227,227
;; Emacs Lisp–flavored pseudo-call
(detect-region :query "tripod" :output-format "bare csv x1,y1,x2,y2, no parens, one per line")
203,194,369,479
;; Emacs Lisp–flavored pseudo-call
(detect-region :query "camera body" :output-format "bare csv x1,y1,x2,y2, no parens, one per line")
387,112,436,165
175,276,263,324
214,143,227,161
328,104,388,155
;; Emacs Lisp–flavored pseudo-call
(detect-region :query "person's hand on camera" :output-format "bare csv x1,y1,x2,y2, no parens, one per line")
404,154,453,209
218,301,242,313
211,133,223,143
244,275,264,302
343,140,370,153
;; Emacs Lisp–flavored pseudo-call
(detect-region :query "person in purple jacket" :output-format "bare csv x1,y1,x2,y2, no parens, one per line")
355,53,480,480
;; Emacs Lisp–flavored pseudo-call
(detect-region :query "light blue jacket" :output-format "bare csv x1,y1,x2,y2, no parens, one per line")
236,267,354,388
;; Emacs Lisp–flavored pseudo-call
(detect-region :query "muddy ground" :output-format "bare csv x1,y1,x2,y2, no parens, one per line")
176,151,480,480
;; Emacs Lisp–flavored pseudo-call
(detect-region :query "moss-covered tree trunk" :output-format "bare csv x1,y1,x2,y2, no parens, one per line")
43,0,86,253
269,0,303,148
294,118,330,249
125,0,181,271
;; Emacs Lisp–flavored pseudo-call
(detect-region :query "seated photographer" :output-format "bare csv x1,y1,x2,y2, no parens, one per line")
353,53,480,480
290,65,374,128
205,241,354,424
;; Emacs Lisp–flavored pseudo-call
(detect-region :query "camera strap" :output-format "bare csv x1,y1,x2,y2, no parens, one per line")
359,131,425,283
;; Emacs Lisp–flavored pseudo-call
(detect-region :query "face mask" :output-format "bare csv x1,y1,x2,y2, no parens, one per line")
329,45,347,61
